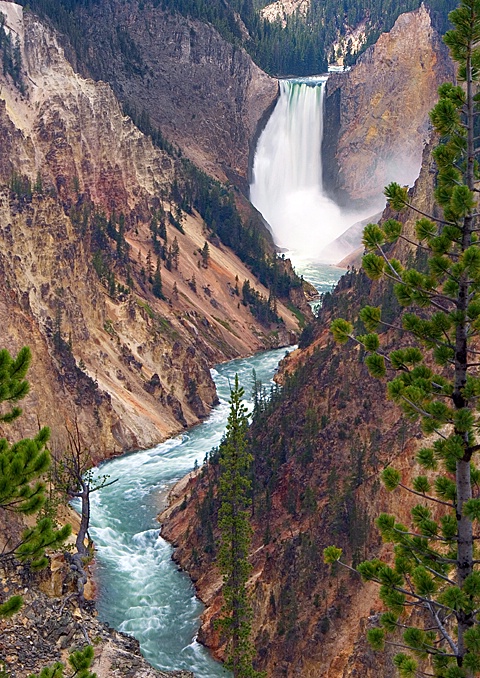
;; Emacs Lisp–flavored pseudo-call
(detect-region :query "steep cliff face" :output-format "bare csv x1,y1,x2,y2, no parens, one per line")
45,0,279,189
260,0,309,24
323,5,453,208
0,6,304,666
161,138,439,676
0,2,300,453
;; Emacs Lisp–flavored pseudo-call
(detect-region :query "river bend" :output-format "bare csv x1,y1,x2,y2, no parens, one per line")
88,347,298,677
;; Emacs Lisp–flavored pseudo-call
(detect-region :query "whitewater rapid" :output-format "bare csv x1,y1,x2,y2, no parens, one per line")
88,347,310,677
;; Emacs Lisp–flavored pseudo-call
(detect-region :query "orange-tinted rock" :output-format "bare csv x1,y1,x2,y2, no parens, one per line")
0,2,300,453
323,5,454,207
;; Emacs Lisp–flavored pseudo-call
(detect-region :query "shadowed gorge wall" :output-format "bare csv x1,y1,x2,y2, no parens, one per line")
26,0,279,189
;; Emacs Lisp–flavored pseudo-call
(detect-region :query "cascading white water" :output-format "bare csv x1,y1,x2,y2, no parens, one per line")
250,77,365,263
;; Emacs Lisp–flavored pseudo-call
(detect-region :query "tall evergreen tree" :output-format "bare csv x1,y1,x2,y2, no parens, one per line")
217,375,262,678
152,257,164,299
326,0,480,674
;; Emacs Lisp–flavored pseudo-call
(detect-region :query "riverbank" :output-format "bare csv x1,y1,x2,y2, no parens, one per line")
158,470,226,664
88,347,296,677
0,556,193,678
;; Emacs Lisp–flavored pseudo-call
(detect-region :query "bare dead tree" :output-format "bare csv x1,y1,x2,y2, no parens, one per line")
52,419,117,606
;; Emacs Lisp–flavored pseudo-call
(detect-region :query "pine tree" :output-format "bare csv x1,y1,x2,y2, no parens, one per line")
0,347,70,617
217,375,263,678
28,645,96,678
171,236,180,270
326,1,480,674
146,249,153,282
201,240,210,268
152,257,163,299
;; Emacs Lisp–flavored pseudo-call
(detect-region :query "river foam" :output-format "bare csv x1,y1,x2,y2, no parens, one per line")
88,347,299,677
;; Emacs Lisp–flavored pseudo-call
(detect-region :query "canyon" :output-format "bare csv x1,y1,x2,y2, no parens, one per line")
0,0,462,676
0,0,450,456
160,7,458,678
161,131,440,678
0,2,305,674
0,1,303,459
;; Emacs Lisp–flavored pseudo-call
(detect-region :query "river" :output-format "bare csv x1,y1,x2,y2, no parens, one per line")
88,262,342,676
88,75,352,677
89,346,320,677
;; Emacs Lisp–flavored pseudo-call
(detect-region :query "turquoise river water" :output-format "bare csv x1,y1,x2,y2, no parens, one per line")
88,263,343,677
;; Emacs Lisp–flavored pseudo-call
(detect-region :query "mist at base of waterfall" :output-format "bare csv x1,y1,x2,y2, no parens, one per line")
250,77,383,265
255,185,378,264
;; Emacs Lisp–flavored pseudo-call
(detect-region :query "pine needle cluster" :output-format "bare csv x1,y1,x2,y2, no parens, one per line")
0,346,70,617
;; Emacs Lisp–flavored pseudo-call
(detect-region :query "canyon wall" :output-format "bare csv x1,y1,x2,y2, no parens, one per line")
0,1,459,675
161,137,441,676
323,4,454,208
0,6,306,674
45,0,279,189
0,2,300,455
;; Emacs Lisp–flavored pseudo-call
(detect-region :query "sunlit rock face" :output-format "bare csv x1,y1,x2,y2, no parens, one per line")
323,4,454,208
0,2,299,453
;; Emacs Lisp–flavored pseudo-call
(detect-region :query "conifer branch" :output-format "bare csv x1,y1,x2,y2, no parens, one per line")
397,482,455,508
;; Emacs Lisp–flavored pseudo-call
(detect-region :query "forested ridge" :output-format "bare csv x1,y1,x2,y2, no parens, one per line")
21,0,457,75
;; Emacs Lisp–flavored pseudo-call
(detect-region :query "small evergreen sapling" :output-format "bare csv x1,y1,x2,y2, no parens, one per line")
28,645,96,678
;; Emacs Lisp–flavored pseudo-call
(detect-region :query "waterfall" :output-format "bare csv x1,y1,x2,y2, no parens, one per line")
250,77,356,262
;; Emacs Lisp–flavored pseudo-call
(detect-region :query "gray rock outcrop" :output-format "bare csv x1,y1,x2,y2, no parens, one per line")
64,0,279,189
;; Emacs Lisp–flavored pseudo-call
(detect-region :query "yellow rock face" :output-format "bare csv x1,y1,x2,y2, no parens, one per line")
0,3,301,455
323,5,454,207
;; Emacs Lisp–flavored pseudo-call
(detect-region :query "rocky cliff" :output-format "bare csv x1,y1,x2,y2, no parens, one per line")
0,3,306,675
160,135,440,676
0,553,194,678
323,4,454,208
31,0,279,190
0,0,456,675
0,1,301,455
